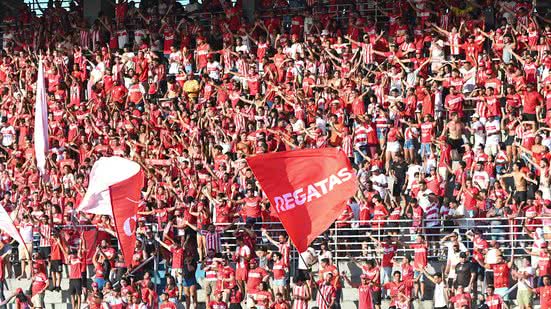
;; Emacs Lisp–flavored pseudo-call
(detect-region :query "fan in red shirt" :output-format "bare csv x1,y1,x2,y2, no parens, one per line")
342,273,373,309
159,292,177,309
408,235,428,298
382,271,411,307
484,285,505,309
521,83,544,123
236,189,267,225
249,282,273,309
477,254,513,297
270,293,291,309
208,290,228,309
246,259,269,293
449,285,472,309
534,275,551,309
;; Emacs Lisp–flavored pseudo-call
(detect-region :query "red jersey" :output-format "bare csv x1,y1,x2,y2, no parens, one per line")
160,302,177,309
420,122,434,143
491,263,510,289
208,301,228,309
536,286,551,309
450,293,472,309
247,267,269,292
31,272,48,295
381,243,398,267
410,243,428,269
486,294,504,309
358,284,373,309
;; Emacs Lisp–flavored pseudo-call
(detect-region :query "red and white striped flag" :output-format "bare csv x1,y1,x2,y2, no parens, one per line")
34,60,49,176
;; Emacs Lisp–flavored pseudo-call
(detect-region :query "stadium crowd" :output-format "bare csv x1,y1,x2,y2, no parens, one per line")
0,0,550,308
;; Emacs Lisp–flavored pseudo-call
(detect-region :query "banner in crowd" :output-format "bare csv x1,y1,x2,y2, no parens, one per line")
34,60,49,176
246,148,357,252
0,206,27,252
77,157,144,266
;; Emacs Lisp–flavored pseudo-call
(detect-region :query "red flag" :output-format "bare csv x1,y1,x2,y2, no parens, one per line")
110,169,144,267
81,230,110,264
246,148,357,252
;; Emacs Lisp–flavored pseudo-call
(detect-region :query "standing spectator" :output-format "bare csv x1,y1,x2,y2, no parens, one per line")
317,273,336,309
421,269,447,309
449,285,472,309
484,285,505,309
30,265,48,309
291,275,310,309
342,273,373,309
454,252,477,293
17,215,33,279
234,237,251,295
513,257,535,309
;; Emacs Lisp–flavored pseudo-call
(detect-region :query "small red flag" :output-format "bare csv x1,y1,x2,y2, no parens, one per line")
246,148,357,252
110,169,144,267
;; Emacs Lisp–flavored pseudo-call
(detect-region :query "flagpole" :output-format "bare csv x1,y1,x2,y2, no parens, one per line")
294,244,331,309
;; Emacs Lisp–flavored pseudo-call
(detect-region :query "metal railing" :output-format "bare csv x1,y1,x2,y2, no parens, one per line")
28,217,544,276
330,217,541,262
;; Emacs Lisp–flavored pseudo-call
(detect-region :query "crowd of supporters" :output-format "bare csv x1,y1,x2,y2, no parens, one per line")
0,0,550,308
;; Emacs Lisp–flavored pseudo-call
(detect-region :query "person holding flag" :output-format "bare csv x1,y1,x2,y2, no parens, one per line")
317,272,337,309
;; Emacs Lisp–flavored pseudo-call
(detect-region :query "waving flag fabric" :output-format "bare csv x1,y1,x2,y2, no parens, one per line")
246,148,357,252
34,60,49,175
78,157,144,266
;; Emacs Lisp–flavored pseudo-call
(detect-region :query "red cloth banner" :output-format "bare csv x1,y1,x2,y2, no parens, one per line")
110,169,144,267
246,148,357,252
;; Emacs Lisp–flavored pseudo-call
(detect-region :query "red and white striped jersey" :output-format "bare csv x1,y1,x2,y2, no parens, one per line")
360,43,373,64
235,245,251,269
449,33,460,55
292,284,309,309
39,224,51,247
205,231,221,253
317,284,336,309
342,135,353,157
277,243,290,266
353,125,369,147
422,202,440,228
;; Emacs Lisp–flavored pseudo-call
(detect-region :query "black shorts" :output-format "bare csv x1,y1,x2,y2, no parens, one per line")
447,137,464,151
504,135,514,146
523,113,537,122
371,290,381,304
514,191,528,203
39,247,51,259
447,278,455,289
81,272,87,287
69,279,82,296
50,260,62,273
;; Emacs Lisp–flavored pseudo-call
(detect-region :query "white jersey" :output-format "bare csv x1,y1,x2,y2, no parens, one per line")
0,126,15,147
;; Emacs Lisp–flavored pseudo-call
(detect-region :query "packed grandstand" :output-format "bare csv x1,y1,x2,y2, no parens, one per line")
0,0,550,308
